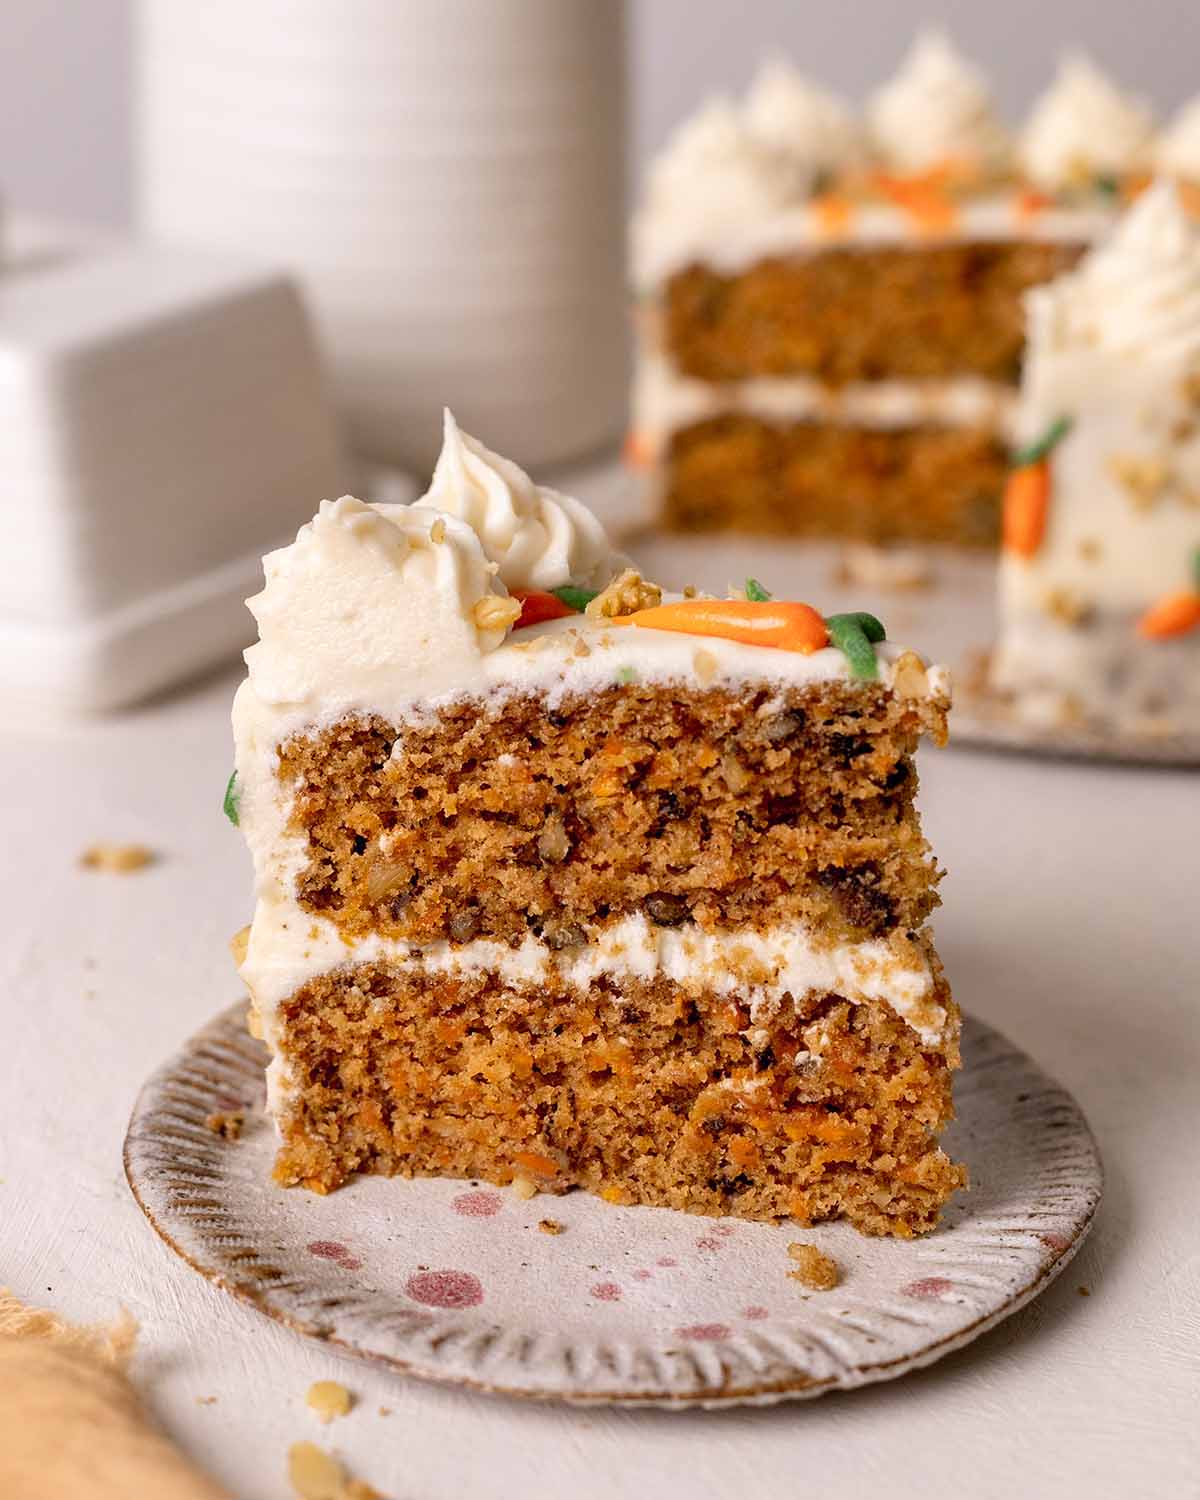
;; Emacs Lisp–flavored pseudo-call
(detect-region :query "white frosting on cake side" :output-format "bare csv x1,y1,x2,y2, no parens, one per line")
993,182,1200,728
411,408,620,592
865,31,1011,177
1157,97,1200,184
743,58,864,188
1020,55,1155,191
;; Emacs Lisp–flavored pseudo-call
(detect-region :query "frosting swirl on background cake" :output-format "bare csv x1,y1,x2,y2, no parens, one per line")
1156,97,1200,184
413,409,619,591
865,31,1011,177
743,58,864,190
1028,180,1200,364
1020,55,1155,190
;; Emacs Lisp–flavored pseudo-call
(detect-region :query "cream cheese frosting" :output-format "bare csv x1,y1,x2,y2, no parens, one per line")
866,31,1011,177
743,58,864,189
1156,96,1200,184
411,408,620,592
1025,179,1200,367
1020,55,1155,190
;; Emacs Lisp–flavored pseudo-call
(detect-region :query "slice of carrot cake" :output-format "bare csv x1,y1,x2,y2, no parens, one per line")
229,410,964,1237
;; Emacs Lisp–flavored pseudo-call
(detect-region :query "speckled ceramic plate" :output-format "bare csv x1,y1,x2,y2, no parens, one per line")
124,1003,1101,1408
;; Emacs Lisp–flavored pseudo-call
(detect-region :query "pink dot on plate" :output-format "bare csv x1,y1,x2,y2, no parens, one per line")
677,1323,731,1342
696,1236,722,1252
743,1306,769,1320
591,1282,622,1302
633,1269,653,1281
405,1270,484,1309
452,1190,503,1218
715,1224,736,1237
901,1276,955,1300
307,1240,350,1261
656,1257,677,1268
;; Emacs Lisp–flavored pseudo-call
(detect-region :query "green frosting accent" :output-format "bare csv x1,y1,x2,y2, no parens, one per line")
825,615,880,680
1013,415,1073,468
826,610,886,643
1192,546,1200,591
1093,173,1120,197
552,586,597,612
615,665,637,685
223,771,240,827
744,578,772,602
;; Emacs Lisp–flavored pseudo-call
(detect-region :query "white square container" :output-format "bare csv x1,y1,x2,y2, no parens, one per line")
1,227,344,715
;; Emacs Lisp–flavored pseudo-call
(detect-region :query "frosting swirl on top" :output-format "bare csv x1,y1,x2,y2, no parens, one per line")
413,409,620,592
244,495,509,710
1027,180,1200,366
638,98,798,230
743,58,864,189
866,31,1011,177
1020,55,1155,190
1156,97,1200,183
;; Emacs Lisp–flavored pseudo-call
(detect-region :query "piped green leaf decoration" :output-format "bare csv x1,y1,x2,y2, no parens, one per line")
223,771,240,827
744,578,772,602
825,612,885,680
1013,415,1073,468
615,665,637,684
552,585,598,613
1192,545,1200,590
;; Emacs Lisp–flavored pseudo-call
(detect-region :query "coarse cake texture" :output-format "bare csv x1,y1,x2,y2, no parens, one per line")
273,961,963,1238
989,181,1200,736
232,410,963,1236
662,414,1007,545
628,35,1189,542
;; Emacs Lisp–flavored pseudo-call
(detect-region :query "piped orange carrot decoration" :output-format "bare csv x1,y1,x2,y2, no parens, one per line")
622,430,654,470
511,589,576,629
611,598,829,654
1002,416,1073,559
873,167,957,234
1137,547,1200,639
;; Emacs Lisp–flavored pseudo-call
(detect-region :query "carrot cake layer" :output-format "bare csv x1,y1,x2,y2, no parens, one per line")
230,410,963,1236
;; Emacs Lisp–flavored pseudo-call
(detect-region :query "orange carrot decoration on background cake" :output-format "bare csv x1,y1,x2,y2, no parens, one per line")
1002,415,1073,558
1137,549,1200,639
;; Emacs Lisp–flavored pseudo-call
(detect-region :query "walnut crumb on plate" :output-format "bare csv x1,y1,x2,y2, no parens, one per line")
204,1110,244,1141
537,1218,564,1235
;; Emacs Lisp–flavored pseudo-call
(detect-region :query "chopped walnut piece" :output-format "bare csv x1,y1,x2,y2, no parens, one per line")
79,843,156,873
786,1241,841,1291
537,811,571,864
585,567,662,618
1077,537,1103,562
205,1109,244,1141
472,593,522,633
537,1218,565,1235
1107,453,1170,510
229,925,251,966
428,517,447,545
1042,587,1093,626
306,1380,353,1423
890,650,929,700
720,751,749,794
693,648,718,685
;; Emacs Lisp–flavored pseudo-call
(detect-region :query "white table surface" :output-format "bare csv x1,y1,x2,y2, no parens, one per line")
4,606,1199,1499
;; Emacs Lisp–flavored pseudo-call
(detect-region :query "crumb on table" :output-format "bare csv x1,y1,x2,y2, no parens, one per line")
205,1109,245,1141
288,1440,380,1500
787,1241,841,1291
79,843,156,873
537,1218,564,1236
305,1379,353,1423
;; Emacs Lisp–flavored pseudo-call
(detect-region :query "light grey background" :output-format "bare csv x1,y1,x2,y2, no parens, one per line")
2,0,1198,230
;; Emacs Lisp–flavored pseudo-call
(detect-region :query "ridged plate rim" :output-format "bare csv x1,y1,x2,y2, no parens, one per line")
124,1002,1102,1409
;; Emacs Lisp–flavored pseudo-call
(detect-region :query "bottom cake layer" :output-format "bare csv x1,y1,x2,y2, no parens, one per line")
662,413,1006,545
270,962,965,1238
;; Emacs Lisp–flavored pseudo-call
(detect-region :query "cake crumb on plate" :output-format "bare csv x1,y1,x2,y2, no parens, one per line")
537,1218,565,1235
79,843,156,873
787,1241,841,1291
205,1110,244,1141
306,1380,353,1423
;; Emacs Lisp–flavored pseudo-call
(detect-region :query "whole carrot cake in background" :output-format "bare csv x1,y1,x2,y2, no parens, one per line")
230,411,964,1238
990,181,1200,735
629,33,1200,547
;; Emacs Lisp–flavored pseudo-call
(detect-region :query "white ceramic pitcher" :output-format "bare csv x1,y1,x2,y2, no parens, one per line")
138,0,628,473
